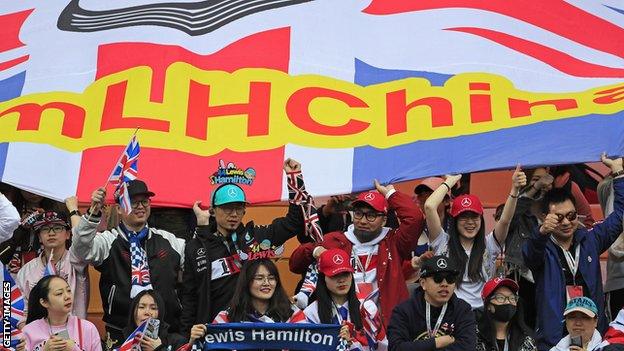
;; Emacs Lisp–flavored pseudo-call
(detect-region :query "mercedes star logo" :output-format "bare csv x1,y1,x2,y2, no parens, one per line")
461,197,472,207
364,193,375,201
333,254,344,264
437,258,448,269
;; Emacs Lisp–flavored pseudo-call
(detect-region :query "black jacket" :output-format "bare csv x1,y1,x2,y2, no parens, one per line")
388,288,476,351
72,217,186,333
180,204,303,335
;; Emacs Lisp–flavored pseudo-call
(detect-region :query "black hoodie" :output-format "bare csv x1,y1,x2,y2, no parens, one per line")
388,287,476,351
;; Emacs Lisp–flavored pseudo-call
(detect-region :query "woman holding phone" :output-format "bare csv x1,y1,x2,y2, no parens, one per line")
123,290,187,351
22,275,101,351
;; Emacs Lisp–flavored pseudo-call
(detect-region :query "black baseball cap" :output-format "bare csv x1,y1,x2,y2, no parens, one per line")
420,255,459,278
126,179,155,198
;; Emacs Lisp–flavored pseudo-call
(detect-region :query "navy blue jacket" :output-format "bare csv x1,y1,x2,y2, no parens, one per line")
523,177,624,350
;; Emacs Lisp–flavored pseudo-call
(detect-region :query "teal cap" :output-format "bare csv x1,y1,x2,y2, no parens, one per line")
564,297,598,318
211,184,247,206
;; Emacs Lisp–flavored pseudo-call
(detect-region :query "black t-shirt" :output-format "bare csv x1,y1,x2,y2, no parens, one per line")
496,339,505,351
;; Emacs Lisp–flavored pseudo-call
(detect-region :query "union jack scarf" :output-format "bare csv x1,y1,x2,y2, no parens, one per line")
120,224,153,298
360,289,386,351
287,170,324,309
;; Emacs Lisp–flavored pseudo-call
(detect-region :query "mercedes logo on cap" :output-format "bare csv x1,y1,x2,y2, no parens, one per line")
228,188,238,198
437,258,448,269
364,193,375,201
461,197,472,207
333,254,344,264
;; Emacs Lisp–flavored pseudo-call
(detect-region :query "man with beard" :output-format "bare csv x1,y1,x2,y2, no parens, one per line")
290,180,424,327
523,154,624,350
387,255,476,351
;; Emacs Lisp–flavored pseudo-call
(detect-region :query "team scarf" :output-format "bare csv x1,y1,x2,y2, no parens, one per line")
287,170,324,309
119,223,152,297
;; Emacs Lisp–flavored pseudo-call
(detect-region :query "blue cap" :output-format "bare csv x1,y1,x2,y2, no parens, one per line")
564,297,597,318
211,184,247,206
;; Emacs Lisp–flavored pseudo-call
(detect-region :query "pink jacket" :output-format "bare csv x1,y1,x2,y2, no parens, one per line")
16,250,89,319
23,315,102,351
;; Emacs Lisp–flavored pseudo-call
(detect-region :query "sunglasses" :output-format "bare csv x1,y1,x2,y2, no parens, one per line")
429,272,458,284
555,211,577,223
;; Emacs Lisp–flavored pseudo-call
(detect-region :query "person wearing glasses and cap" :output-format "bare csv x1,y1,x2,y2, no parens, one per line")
523,154,624,351
289,179,425,328
388,255,476,351
477,277,536,351
16,211,89,320
72,179,186,348
179,159,307,336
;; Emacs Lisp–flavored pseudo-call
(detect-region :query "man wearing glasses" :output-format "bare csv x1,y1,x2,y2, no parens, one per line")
523,154,624,350
16,211,89,320
180,159,307,336
72,179,186,348
290,179,425,328
387,255,476,351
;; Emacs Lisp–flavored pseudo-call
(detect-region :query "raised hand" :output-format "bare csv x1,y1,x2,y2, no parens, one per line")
65,196,79,213
374,179,394,197
283,158,301,173
511,164,527,192
444,174,462,188
193,201,211,226
539,210,559,236
90,187,106,214
601,152,624,173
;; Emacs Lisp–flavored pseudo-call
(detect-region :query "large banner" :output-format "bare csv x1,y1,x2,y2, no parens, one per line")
203,323,341,350
0,1,623,206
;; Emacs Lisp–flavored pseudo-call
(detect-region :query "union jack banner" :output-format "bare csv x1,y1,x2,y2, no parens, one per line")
116,181,133,215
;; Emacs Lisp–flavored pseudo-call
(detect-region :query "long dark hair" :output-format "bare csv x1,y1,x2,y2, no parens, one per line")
315,272,363,330
447,214,486,284
228,259,292,322
126,290,166,330
478,295,533,349
26,275,65,324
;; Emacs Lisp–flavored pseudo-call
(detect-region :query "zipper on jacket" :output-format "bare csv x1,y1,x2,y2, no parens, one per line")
107,285,116,315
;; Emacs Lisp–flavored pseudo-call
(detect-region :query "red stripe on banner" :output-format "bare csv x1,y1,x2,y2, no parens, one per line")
96,27,291,102
448,27,624,78
0,55,29,72
363,0,624,61
76,147,285,207
0,9,32,53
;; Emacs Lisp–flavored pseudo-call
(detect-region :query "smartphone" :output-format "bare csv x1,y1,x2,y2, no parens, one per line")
145,319,160,339
570,335,582,347
54,329,70,340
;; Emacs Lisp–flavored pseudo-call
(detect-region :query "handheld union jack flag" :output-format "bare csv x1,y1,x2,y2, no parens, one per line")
109,135,140,188
108,135,140,214
114,318,148,351
360,289,385,351
2,265,25,328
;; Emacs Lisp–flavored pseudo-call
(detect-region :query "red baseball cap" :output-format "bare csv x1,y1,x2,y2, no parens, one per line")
415,177,446,194
352,191,388,213
450,194,483,217
481,277,519,301
318,249,354,277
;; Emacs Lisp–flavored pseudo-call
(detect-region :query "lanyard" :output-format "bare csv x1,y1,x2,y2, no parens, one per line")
426,302,448,338
551,237,580,284
332,302,346,324
352,248,373,281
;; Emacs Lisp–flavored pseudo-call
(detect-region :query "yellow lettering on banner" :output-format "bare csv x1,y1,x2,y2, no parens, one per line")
0,64,622,155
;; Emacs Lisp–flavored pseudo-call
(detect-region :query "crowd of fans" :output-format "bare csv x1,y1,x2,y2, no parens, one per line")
1,155,624,351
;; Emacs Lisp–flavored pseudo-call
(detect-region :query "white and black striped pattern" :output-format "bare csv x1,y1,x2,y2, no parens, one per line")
57,0,313,35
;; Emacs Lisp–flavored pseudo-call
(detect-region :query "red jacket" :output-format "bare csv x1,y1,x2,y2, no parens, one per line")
289,190,425,326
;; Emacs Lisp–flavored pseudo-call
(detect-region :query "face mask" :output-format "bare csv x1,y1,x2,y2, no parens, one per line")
490,304,516,322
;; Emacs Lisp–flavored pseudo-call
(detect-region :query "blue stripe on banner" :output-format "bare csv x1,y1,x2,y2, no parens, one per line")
354,58,453,87
0,71,26,181
0,72,26,102
351,112,624,193
204,323,342,351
